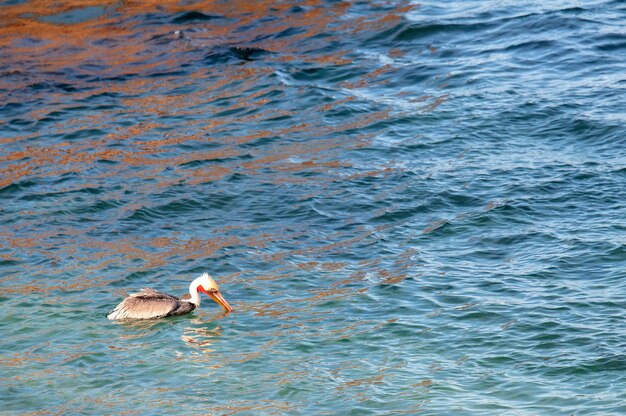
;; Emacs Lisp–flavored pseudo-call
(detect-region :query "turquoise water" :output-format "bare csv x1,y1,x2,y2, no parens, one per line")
1,1,625,414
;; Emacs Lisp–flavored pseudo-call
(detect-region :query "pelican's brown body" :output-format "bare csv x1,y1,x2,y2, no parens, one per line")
107,273,233,320
107,288,197,320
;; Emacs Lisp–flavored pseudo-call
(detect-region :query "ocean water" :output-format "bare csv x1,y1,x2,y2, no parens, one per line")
1,1,625,414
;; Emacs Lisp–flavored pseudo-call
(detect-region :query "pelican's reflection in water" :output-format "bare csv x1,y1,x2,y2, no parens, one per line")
115,318,174,340
181,316,226,352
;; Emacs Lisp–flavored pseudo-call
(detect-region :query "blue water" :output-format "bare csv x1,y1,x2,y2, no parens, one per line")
1,1,625,414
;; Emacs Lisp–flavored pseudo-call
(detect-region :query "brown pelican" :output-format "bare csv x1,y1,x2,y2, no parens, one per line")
107,273,233,320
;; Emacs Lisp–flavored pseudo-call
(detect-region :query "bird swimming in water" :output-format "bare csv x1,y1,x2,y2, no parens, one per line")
107,273,233,320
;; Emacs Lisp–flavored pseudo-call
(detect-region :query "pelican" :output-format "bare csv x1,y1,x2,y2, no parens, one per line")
107,273,233,320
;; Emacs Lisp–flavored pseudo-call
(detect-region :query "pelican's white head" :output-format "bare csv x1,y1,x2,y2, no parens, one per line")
188,273,233,312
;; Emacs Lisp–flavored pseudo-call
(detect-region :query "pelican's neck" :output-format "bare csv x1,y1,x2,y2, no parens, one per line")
188,282,201,306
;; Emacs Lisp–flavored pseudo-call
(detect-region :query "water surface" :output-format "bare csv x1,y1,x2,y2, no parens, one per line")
1,1,625,415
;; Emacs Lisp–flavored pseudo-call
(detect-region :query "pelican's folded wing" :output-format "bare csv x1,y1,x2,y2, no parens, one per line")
107,289,180,320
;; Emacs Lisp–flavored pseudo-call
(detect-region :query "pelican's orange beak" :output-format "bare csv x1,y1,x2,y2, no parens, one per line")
199,287,233,312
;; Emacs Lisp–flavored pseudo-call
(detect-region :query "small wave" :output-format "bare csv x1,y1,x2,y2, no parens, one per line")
171,11,223,23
